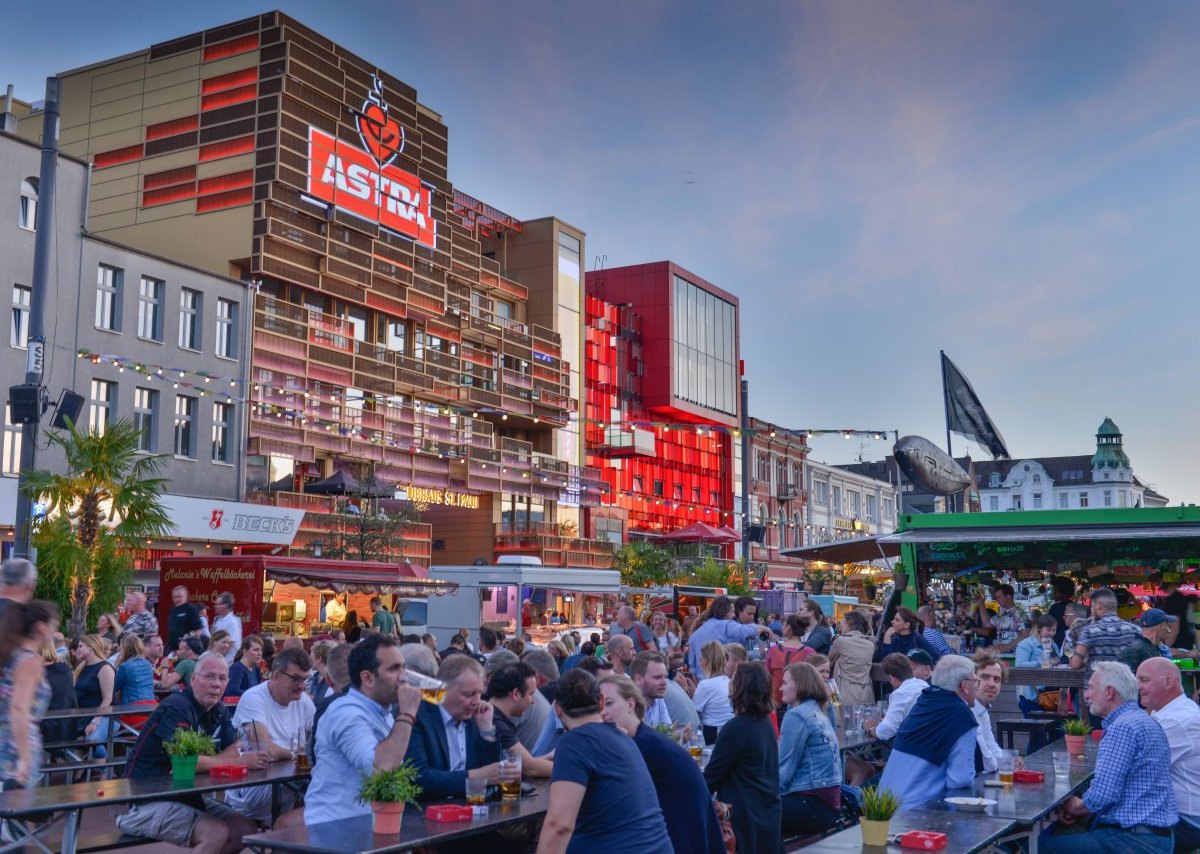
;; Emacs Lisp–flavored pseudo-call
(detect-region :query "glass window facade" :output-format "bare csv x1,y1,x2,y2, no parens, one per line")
671,275,736,415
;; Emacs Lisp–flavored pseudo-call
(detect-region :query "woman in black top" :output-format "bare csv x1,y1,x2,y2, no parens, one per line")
704,661,782,854
344,611,363,644
73,635,115,757
39,641,77,751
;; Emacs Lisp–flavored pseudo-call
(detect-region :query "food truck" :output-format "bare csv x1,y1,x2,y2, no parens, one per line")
426,562,623,648
158,555,456,639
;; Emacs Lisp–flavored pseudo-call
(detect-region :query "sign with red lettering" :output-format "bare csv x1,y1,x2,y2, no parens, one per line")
160,557,264,636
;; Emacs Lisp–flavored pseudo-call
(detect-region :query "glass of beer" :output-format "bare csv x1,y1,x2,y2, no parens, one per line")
687,732,705,760
405,669,447,704
291,729,311,773
499,749,522,801
997,749,1016,785
465,776,487,806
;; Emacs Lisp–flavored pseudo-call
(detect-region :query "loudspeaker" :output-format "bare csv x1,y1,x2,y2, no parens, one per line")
747,524,766,544
52,390,85,429
8,385,41,425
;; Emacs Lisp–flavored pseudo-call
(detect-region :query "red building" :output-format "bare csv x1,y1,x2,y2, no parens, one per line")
584,262,739,544
747,417,811,582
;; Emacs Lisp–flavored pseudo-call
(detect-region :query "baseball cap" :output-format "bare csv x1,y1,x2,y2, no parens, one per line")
1139,608,1178,628
907,649,934,666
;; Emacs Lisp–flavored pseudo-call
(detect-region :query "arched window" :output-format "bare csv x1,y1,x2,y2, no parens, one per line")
777,509,786,546
757,504,766,526
19,178,37,231
793,512,803,548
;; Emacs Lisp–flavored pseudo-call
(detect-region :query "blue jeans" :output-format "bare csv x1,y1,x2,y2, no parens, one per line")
1040,823,1173,854
84,717,112,758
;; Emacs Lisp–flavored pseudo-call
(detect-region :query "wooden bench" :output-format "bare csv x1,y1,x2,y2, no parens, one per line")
994,718,1061,752
41,757,125,785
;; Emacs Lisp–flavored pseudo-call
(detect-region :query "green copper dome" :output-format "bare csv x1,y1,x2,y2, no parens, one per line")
1092,417,1130,468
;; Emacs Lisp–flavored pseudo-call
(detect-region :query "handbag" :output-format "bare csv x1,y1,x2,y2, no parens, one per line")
713,799,736,854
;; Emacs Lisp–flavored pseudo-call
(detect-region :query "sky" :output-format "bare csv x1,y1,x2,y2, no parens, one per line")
4,1,1199,503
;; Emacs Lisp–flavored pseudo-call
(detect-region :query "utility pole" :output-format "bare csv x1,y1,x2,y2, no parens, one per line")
13,77,59,559
739,376,751,572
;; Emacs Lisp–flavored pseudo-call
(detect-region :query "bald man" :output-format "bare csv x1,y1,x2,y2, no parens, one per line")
1138,657,1200,850
607,634,634,676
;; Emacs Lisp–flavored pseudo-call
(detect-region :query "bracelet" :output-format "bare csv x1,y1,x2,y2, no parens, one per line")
396,713,415,727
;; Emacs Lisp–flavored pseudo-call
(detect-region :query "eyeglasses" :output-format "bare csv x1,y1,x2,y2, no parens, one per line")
276,670,309,684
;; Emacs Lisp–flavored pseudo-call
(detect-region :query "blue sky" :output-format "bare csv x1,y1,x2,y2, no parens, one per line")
5,1,1199,502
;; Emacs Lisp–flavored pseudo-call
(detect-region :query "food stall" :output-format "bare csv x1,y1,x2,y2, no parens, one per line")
426,563,622,648
158,555,457,639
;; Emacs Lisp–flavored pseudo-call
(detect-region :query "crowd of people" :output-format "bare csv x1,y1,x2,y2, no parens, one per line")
3,555,1200,853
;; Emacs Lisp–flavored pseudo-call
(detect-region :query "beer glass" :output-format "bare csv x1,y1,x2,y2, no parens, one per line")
499,748,522,801
405,669,447,704
291,728,311,773
998,748,1016,785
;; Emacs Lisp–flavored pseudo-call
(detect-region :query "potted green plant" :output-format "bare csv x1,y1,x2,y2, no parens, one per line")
163,726,217,783
358,762,422,835
859,785,901,846
806,569,830,595
1062,719,1092,756
863,581,878,601
891,561,909,592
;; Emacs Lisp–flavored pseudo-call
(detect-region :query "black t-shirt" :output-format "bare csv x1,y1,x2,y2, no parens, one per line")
492,706,519,751
167,603,201,651
1048,601,1070,649
125,690,235,806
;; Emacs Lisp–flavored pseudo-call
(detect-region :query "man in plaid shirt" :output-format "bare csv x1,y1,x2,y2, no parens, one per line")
1042,661,1176,853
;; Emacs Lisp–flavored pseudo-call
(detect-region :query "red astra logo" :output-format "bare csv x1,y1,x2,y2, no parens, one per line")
209,510,224,530
356,76,404,170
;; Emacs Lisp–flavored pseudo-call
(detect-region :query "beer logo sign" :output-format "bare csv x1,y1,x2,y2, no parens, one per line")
307,77,436,249
356,76,404,169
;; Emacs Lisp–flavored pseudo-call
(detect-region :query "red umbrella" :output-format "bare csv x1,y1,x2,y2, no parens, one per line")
660,521,741,544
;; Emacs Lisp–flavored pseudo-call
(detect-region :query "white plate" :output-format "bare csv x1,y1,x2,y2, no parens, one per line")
945,797,997,812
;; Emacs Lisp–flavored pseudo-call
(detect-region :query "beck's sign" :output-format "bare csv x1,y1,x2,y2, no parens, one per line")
307,127,437,248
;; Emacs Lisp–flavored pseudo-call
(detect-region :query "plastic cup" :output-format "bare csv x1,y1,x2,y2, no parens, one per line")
1053,752,1071,780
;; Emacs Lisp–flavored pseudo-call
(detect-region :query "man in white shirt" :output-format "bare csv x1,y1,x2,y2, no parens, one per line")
1138,656,1200,850
973,654,1015,773
228,647,316,823
212,592,242,665
868,653,929,741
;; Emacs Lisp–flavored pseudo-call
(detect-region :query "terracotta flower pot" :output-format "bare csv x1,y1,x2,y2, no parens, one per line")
860,818,892,846
170,755,198,783
1064,734,1086,755
371,801,405,835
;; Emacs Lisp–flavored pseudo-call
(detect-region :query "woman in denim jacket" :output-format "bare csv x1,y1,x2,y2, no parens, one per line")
778,662,843,836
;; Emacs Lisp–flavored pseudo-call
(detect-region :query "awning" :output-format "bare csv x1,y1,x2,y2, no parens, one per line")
780,535,900,564
265,565,458,596
879,524,1200,544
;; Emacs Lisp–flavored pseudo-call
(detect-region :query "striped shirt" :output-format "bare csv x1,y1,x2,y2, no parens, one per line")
1075,614,1141,672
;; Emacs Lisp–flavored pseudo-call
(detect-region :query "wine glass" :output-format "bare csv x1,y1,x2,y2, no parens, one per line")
236,723,258,760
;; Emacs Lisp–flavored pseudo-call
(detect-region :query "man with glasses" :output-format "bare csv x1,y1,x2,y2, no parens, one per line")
226,647,316,823
879,654,980,809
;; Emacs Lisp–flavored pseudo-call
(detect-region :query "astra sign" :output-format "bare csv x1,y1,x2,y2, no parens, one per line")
307,127,437,248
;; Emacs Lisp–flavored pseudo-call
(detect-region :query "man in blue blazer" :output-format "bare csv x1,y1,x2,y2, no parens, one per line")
405,654,504,798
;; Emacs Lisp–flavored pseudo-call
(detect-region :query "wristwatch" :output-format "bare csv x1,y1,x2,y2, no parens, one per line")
478,727,496,739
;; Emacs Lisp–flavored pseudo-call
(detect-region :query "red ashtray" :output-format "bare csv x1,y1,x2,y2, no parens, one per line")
425,805,472,823
1092,729,1103,741
209,765,248,779
899,831,947,850
1013,770,1045,784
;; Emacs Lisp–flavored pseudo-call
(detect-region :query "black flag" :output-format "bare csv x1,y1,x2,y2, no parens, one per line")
941,352,1010,459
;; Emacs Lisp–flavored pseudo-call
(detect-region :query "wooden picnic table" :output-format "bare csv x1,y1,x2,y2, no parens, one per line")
0,760,309,854
244,780,551,854
41,699,238,758
797,807,1015,853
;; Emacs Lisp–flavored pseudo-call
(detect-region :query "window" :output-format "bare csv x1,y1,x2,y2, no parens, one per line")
1032,473,1041,484
11,285,30,348
866,495,877,521
211,401,232,462
19,178,37,231
216,298,238,359
756,452,771,482
2,405,21,475
89,379,116,435
652,479,663,497
632,475,644,494
1119,490,1128,508
133,387,157,451
882,497,894,519
1059,493,1069,509
814,480,828,505
672,483,683,500
989,495,999,511
692,486,701,502
178,288,201,349
138,277,164,341
174,394,196,457
1103,489,1112,507
1032,492,1043,509
1103,471,1110,481
850,491,861,517
793,512,803,548
988,472,1001,488
96,264,122,331
1012,496,1022,510
1079,492,1089,508
832,486,842,514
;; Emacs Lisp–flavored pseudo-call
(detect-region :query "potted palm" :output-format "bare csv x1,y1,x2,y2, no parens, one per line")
859,786,901,846
891,561,909,593
1062,719,1092,756
359,762,422,835
163,726,216,783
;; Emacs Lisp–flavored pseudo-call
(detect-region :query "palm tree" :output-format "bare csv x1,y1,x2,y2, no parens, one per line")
21,418,173,638
613,540,677,588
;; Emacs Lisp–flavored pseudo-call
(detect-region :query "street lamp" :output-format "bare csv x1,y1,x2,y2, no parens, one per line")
311,540,324,558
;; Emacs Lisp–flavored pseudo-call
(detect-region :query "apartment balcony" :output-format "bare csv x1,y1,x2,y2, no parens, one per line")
493,522,617,569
